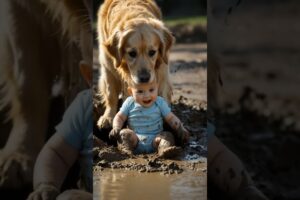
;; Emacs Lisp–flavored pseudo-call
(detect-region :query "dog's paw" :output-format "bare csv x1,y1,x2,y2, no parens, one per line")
0,150,33,189
97,116,113,129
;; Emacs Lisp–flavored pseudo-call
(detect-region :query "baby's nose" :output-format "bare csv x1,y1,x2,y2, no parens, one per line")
143,91,150,97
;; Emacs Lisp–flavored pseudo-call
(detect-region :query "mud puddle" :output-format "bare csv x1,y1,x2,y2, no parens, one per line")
94,168,207,200
93,147,207,200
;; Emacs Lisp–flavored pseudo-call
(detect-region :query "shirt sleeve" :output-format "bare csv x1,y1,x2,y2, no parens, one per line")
156,96,171,117
119,96,134,116
55,89,92,150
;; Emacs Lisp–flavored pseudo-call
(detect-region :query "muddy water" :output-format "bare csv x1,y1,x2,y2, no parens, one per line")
94,168,207,200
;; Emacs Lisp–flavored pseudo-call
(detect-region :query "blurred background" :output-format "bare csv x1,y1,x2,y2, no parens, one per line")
208,0,300,199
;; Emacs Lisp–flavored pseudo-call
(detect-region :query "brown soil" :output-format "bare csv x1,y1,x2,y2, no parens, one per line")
94,147,206,175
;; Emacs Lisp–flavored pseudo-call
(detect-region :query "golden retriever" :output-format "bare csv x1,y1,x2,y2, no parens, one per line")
97,0,174,128
0,0,92,188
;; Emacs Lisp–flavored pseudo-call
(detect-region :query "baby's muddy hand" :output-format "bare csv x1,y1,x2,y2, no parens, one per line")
109,128,121,141
27,183,59,200
175,123,190,146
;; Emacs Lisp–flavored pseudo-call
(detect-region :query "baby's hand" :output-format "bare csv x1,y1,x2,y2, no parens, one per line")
175,123,190,146
27,183,59,200
109,128,121,141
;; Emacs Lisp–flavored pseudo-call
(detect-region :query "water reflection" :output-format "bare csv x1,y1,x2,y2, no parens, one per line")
94,169,206,200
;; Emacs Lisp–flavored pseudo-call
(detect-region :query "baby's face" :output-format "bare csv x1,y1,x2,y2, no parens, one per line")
130,81,158,107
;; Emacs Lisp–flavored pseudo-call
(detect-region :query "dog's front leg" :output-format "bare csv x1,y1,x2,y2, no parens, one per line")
97,67,121,129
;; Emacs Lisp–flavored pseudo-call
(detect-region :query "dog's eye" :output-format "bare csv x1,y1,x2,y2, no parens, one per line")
128,51,137,58
148,50,156,57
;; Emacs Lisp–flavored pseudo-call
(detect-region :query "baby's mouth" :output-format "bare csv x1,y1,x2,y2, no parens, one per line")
143,99,152,104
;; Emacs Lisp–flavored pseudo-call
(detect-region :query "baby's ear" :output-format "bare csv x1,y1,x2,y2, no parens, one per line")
127,87,133,96
80,60,92,87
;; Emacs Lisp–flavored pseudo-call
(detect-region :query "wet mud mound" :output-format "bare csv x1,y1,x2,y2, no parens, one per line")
94,145,206,175
94,149,185,175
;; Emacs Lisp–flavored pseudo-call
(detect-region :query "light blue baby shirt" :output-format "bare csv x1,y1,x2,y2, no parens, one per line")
55,89,93,192
120,96,171,135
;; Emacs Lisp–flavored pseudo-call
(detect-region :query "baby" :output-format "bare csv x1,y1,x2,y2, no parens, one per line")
27,61,93,200
109,79,189,158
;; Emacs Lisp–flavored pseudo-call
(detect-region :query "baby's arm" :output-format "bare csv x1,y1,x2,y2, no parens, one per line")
164,112,189,145
165,112,182,130
27,133,78,200
112,111,127,129
109,111,127,140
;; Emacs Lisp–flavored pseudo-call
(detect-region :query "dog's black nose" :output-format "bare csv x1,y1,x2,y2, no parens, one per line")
138,68,150,83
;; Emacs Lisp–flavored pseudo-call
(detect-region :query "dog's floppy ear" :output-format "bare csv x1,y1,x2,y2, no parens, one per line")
103,30,132,68
103,31,122,68
159,28,175,65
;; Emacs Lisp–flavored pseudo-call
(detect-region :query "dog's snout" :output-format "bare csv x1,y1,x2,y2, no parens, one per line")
138,68,150,83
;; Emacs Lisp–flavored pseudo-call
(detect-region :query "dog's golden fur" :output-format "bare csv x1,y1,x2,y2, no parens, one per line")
97,0,174,128
0,0,92,188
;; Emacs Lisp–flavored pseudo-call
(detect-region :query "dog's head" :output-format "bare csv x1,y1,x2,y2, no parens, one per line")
103,19,174,84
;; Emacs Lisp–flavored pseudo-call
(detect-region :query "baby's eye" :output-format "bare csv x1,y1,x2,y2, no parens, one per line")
149,88,155,92
137,90,143,94
128,50,137,58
